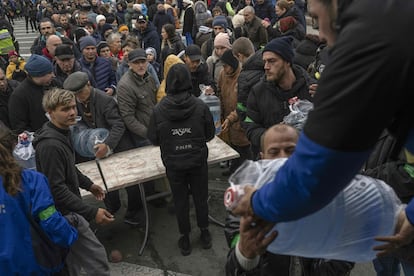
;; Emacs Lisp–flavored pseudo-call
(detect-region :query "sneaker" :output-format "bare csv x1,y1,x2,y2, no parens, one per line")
178,235,191,256
200,229,212,249
124,210,144,226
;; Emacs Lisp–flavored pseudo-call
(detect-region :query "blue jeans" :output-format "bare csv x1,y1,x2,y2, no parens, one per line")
373,255,414,276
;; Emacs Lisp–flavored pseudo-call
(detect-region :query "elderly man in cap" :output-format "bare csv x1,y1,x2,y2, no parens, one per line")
0,67,19,127
117,48,157,146
63,71,141,218
243,37,314,157
8,54,55,133
79,36,117,96
63,72,140,219
53,44,95,88
63,71,133,159
132,15,160,57
183,44,215,97
117,48,158,225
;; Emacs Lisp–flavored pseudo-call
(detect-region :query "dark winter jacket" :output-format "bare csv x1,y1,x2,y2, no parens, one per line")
182,5,194,36
244,65,314,149
236,50,264,125
79,55,117,92
8,77,49,133
160,34,186,64
363,130,414,203
190,61,216,97
33,122,97,221
133,22,161,58
117,69,157,141
254,0,275,21
116,60,160,87
147,63,215,171
153,10,175,36
293,35,321,70
240,16,268,50
0,79,19,128
76,88,133,152
53,60,95,88
265,17,305,44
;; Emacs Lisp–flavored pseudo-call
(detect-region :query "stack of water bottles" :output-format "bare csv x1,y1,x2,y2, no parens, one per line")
225,159,403,262
199,84,221,135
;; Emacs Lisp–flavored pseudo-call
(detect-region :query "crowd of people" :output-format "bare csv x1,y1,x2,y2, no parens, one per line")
1,0,414,275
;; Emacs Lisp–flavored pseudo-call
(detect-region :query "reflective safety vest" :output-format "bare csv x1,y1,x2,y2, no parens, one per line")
0,29,15,55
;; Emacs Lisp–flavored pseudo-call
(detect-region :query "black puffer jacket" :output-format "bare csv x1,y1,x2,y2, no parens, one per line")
147,63,215,171
236,50,264,125
244,65,314,149
33,122,97,221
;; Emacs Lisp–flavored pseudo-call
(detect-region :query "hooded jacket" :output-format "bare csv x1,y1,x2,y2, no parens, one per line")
33,122,97,221
157,54,184,102
148,63,215,171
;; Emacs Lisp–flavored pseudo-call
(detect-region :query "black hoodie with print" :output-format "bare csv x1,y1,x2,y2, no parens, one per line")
147,63,215,171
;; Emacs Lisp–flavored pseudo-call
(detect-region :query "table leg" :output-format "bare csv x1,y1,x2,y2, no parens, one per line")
138,183,150,256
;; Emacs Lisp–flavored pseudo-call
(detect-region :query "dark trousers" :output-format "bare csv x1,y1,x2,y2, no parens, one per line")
104,182,155,213
229,144,253,173
166,163,209,235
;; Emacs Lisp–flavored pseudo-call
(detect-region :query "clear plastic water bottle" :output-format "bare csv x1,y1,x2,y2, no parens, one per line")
199,85,221,135
225,159,403,262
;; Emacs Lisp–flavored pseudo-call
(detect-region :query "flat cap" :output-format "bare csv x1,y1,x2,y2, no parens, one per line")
63,71,89,92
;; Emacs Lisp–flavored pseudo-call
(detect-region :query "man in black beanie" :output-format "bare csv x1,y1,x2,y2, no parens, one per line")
147,63,215,256
8,54,55,133
243,37,315,157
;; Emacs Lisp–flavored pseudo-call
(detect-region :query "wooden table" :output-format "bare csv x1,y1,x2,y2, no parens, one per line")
77,136,239,255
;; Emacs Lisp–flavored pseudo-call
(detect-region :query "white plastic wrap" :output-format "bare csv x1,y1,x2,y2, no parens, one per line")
13,131,36,170
225,159,403,262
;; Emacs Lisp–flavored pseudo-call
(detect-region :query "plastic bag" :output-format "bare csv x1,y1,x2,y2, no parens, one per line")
224,159,287,209
13,131,36,170
283,99,313,131
225,159,403,262
70,123,109,158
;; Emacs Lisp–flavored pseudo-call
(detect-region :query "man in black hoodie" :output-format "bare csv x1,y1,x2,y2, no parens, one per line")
147,63,215,256
33,88,113,275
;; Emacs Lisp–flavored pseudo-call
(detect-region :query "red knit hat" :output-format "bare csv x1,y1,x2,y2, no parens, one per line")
8,50,18,58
